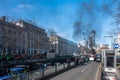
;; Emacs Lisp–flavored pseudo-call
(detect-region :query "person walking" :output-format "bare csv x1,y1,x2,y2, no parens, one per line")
67,58,71,68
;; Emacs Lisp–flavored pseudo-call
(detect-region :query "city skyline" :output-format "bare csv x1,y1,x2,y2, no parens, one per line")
0,0,116,45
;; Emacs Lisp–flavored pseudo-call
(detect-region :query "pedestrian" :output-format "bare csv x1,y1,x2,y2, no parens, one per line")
75,58,79,65
67,58,71,68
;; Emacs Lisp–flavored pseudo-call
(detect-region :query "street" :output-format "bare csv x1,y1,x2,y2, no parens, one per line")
50,62,101,80
0,0,120,80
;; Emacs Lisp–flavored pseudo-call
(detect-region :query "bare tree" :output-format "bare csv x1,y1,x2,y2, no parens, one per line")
114,1,120,26
107,1,120,36
47,28,57,36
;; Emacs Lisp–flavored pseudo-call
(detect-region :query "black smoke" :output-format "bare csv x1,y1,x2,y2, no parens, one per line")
73,0,115,41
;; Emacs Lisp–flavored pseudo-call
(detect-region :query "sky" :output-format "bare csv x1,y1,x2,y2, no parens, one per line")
0,0,117,46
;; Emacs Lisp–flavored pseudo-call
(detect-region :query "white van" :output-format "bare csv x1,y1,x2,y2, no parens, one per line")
89,54,95,61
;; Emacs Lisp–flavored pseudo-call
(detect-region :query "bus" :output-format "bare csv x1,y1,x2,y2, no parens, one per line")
95,54,102,62
0,67,26,80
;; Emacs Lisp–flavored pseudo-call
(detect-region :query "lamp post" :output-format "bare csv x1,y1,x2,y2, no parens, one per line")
104,36,113,49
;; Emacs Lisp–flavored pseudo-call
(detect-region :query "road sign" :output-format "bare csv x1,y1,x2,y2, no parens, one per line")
114,44,119,49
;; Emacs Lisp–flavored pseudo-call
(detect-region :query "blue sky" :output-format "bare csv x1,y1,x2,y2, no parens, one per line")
0,0,116,46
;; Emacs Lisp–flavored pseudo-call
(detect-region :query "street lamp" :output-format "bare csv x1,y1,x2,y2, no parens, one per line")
104,35,113,49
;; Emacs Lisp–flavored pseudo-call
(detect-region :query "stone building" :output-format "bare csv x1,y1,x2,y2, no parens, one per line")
0,16,48,56
49,35,78,56
89,30,96,48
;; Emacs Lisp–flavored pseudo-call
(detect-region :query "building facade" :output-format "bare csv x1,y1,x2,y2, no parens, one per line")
115,33,120,56
89,30,96,48
49,35,78,56
0,16,48,56
96,44,109,54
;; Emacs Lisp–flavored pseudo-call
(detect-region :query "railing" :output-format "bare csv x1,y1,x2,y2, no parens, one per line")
7,62,76,80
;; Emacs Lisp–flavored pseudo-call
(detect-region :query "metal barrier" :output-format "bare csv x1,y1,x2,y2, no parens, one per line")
6,62,76,80
44,66,55,76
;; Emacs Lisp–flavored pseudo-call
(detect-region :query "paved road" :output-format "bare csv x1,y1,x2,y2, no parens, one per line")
50,62,101,80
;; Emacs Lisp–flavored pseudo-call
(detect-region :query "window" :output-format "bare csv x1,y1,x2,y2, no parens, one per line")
106,57,114,67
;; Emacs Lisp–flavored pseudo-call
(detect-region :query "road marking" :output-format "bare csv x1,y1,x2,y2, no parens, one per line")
81,69,85,72
80,62,93,72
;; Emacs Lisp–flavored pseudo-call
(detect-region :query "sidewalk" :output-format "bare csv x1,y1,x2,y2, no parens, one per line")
116,68,120,80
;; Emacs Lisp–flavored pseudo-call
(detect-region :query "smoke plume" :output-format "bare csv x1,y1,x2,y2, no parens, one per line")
73,0,115,41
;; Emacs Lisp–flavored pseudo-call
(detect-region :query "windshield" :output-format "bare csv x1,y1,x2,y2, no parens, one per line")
96,54,101,58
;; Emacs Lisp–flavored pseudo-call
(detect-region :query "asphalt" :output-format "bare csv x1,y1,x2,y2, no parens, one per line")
50,62,101,80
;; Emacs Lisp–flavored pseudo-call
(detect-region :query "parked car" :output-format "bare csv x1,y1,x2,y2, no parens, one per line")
0,55,6,61
0,75,12,80
84,55,89,62
13,54,24,60
9,67,25,75
78,55,87,65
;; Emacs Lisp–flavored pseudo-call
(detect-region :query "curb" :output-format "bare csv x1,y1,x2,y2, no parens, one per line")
95,63,102,80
